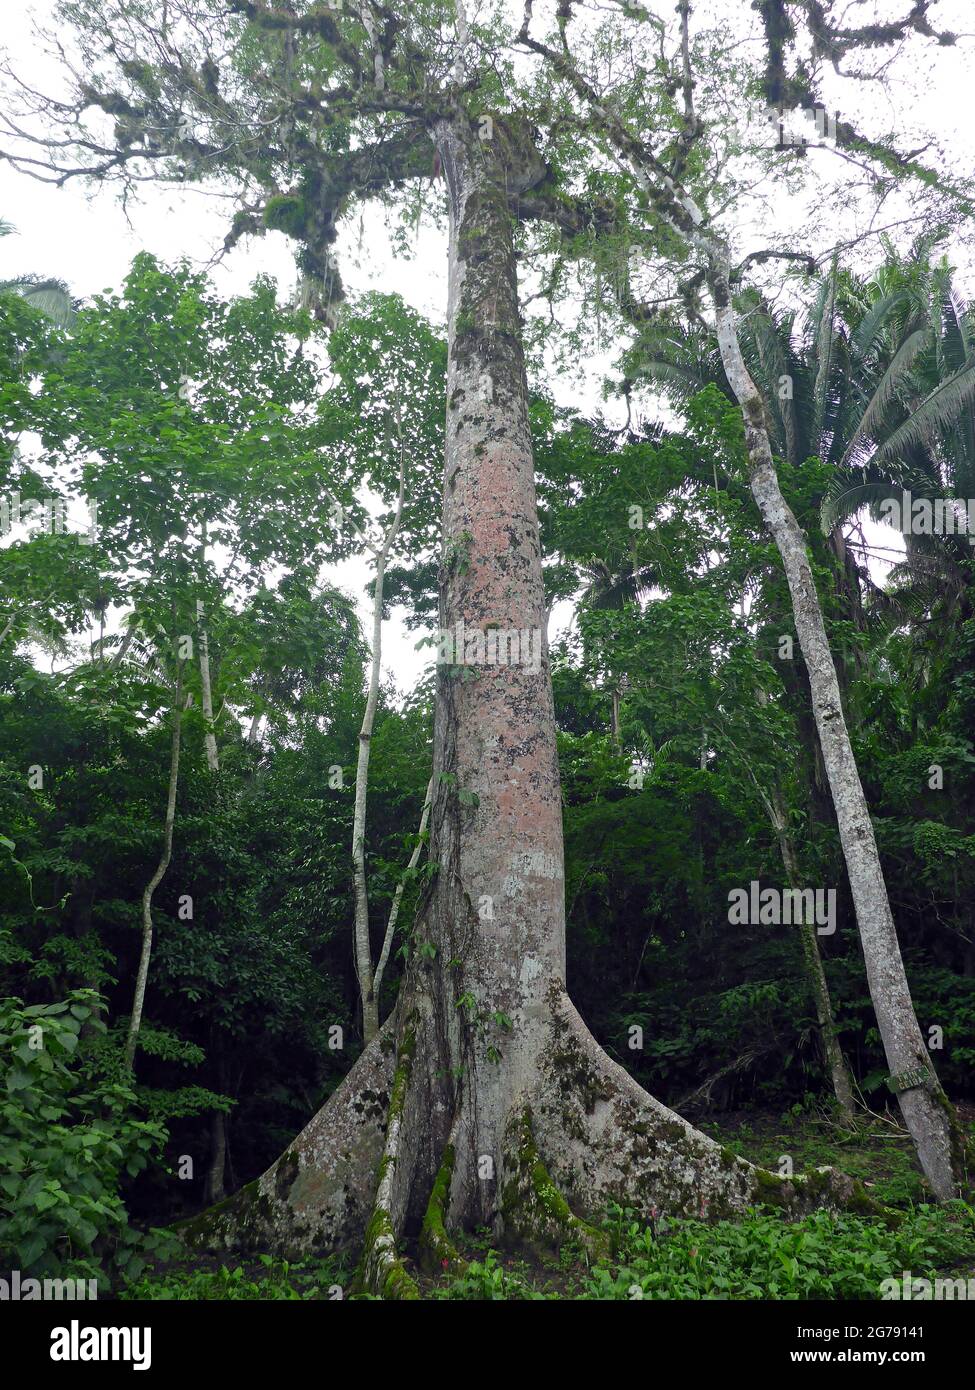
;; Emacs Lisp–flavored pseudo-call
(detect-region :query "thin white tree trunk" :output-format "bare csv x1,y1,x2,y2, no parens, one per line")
124,664,185,1070
372,776,433,1012
354,419,407,1044
198,610,219,772
198,527,219,773
709,260,958,1193
515,30,963,1194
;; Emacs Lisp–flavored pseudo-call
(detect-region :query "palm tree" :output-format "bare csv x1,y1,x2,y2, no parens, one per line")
815,248,975,658
0,218,76,326
634,239,975,654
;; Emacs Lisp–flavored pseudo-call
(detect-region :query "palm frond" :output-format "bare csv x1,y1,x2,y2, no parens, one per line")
839,326,929,469
871,358,975,473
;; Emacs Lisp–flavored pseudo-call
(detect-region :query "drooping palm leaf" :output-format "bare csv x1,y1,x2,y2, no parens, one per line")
870,357,975,474
838,325,929,470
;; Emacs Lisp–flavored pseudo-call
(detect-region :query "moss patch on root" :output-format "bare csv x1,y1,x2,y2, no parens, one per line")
355,1205,419,1300
752,1164,899,1226
419,1144,464,1276
353,1025,421,1300
501,1109,610,1261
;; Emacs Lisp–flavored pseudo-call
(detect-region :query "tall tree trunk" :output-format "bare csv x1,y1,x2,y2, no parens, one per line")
188,122,869,1290
574,58,962,1189
710,262,963,1197
391,115,569,1231
124,664,184,1070
512,16,966,1195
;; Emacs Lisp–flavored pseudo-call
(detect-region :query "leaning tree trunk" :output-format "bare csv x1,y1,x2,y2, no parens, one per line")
179,123,875,1291
510,17,965,1199
710,263,966,1199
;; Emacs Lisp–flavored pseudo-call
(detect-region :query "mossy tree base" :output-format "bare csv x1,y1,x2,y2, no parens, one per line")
175,1018,396,1258
178,986,882,1298
529,989,870,1226
500,1108,609,1261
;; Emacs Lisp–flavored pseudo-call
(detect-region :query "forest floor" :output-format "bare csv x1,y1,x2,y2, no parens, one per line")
121,1105,975,1301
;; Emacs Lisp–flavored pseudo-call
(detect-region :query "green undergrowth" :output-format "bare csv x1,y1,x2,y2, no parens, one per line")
121,1252,351,1300
582,1202,975,1301
418,1201,975,1301
122,1202,975,1302
120,1109,975,1301
699,1106,967,1207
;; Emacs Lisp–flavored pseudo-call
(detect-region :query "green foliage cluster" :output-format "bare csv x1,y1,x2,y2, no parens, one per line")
121,1253,349,1301
585,1203,975,1301
0,990,172,1287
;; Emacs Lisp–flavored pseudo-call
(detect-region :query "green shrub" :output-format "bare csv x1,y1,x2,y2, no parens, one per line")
0,990,172,1289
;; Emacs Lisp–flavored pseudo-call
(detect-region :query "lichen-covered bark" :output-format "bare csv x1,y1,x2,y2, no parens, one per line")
355,1027,420,1299
176,1020,395,1255
500,1107,609,1259
528,987,869,1224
